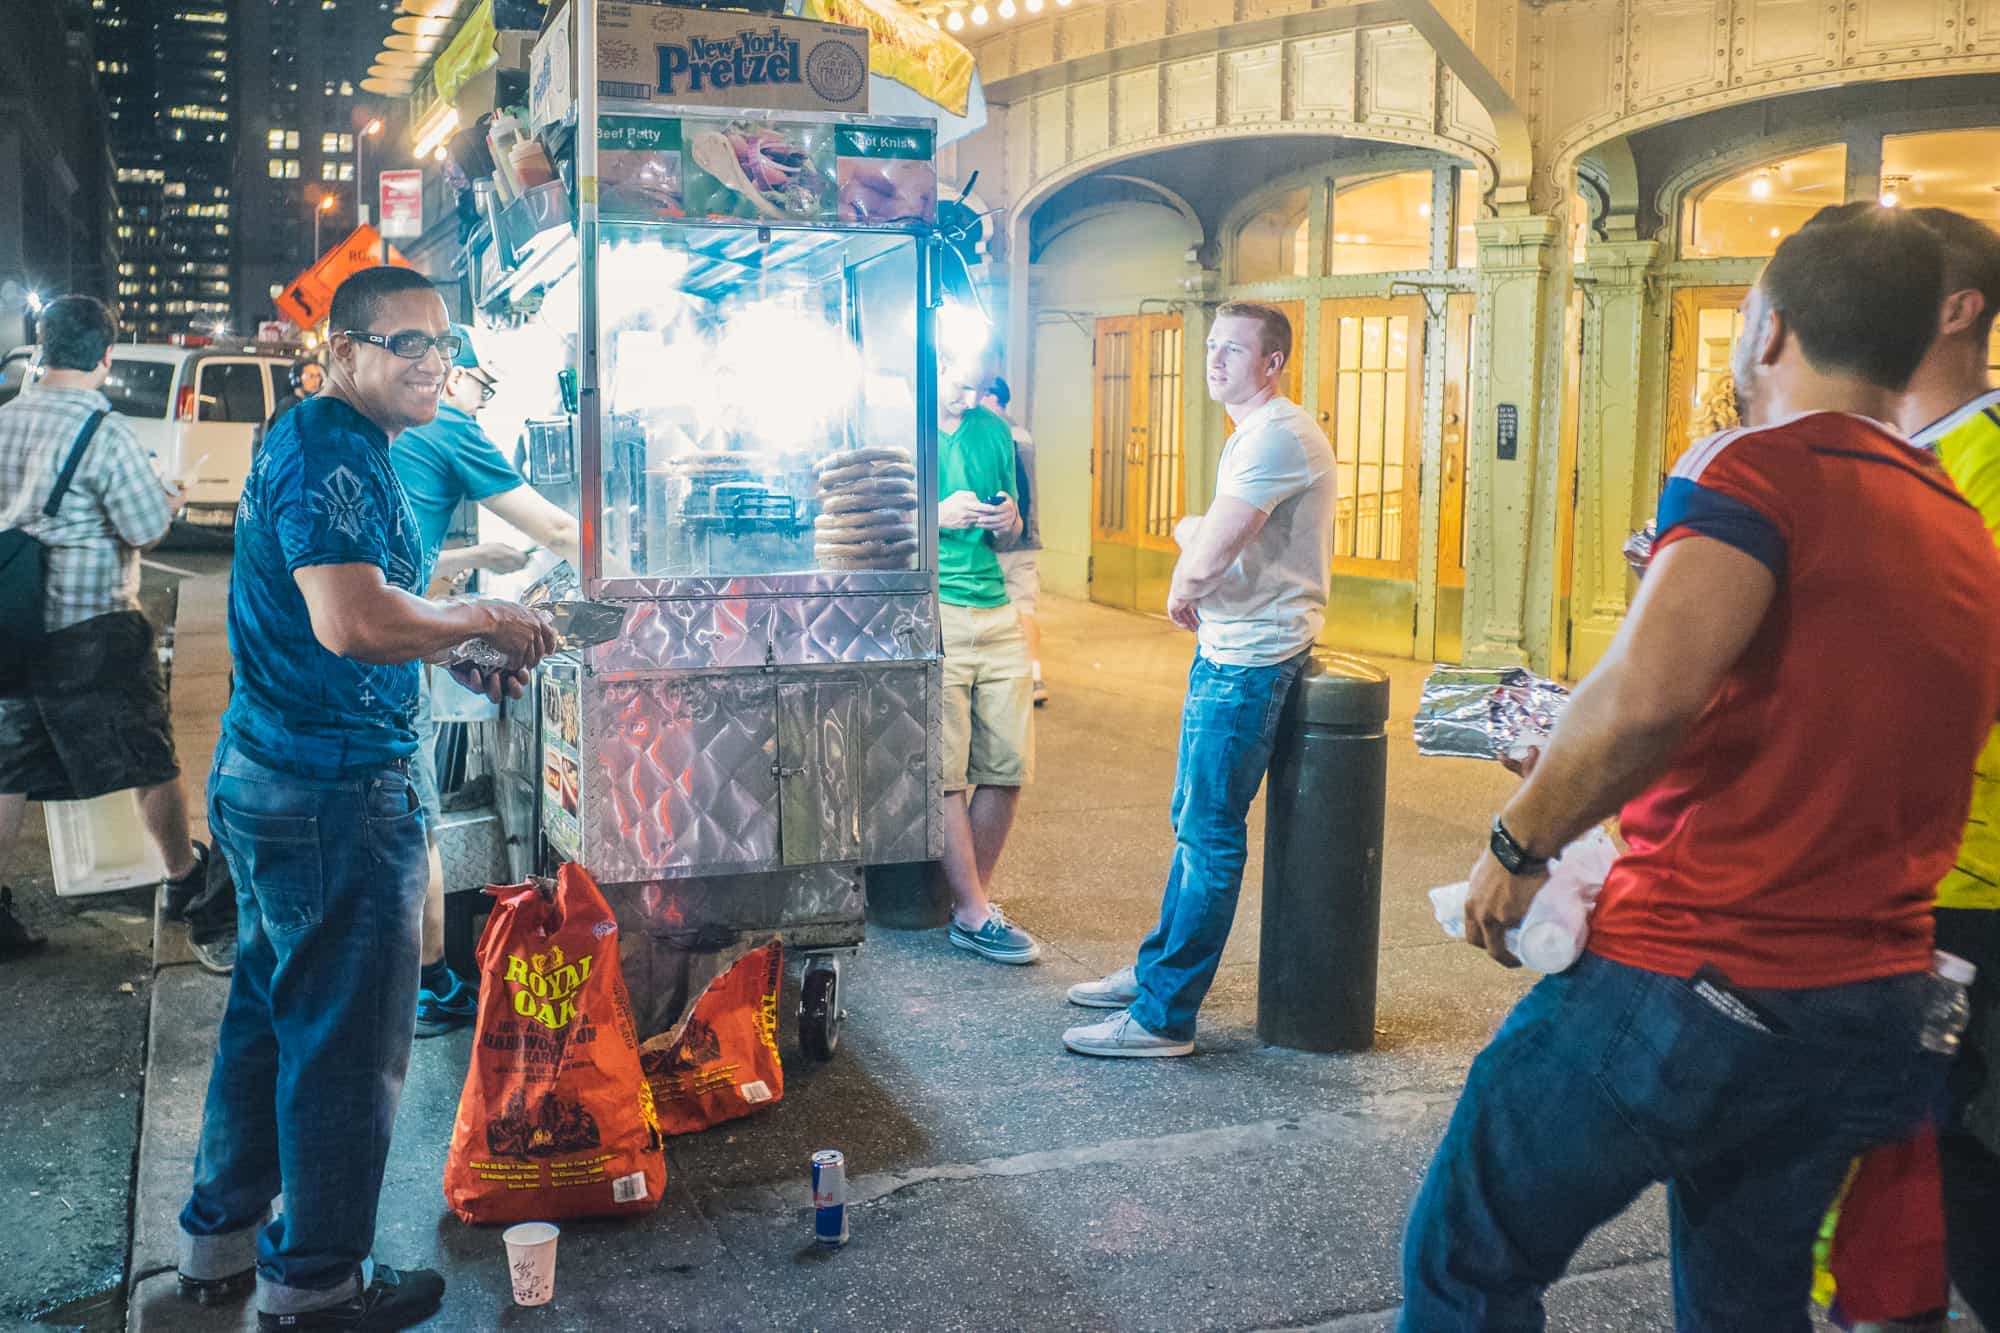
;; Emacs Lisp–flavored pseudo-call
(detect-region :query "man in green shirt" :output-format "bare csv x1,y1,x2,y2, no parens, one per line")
936,378,1042,965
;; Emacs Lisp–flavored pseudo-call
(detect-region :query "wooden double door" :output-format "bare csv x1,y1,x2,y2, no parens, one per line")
1090,313,1187,612
1087,298,1472,657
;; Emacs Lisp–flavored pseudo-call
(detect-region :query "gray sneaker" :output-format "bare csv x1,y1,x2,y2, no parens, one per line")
188,931,236,976
1067,964,1139,1009
1063,1010,1193,1059
949,906,1041,965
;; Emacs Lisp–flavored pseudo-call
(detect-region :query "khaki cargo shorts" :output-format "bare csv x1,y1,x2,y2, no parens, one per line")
940,601,1034,791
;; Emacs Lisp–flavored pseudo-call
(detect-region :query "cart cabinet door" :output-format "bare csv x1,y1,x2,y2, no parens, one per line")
777,677,863,867
854,665,933,865
589,675,780,880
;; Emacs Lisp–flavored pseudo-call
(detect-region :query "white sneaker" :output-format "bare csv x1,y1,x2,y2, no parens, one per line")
1066,964,1139,1008
1062,1010,1193,1058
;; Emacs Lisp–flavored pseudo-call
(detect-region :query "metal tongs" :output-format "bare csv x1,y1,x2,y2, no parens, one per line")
445,599,628,669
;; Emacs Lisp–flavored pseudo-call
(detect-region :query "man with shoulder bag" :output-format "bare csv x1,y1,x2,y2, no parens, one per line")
0,295,225,969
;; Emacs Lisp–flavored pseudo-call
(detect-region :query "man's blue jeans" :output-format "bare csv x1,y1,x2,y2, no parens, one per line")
1131,650,1306,1041
1400,951,1945,1332
177,737,428,1315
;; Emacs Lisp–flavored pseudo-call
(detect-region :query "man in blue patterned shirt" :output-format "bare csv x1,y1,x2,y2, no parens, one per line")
174,268,555,1332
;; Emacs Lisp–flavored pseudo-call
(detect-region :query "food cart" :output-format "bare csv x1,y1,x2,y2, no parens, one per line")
457,13,949,1061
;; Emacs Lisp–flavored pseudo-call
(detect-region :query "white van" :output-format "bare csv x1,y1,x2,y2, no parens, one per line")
2,341,304,536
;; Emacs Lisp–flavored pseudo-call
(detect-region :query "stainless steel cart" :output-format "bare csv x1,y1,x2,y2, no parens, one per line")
459,96,948,1060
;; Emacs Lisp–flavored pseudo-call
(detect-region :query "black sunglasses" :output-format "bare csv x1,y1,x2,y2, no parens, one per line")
462,370,499,403
341,329,464,361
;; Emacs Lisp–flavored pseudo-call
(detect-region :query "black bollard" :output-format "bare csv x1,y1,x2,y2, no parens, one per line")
863,860,953,929
1257,652,1391,1053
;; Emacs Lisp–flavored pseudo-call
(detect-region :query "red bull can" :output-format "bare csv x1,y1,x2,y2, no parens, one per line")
811,1149,849,1247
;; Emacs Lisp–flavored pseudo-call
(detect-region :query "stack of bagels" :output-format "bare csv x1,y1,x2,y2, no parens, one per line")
813,446,920,569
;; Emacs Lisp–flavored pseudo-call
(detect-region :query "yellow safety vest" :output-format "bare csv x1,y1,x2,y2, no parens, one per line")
1914,388,2000,911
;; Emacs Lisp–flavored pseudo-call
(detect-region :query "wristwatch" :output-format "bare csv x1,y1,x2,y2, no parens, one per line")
1490,815,1549,876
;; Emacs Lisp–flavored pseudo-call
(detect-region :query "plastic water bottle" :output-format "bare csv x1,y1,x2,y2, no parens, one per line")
1920,949,1978,1056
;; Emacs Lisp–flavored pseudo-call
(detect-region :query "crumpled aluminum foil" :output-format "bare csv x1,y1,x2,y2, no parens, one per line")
1622,524,1657,579
1414,665,1570,761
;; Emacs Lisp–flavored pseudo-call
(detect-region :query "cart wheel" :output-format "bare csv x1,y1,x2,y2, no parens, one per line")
799,960,843,1062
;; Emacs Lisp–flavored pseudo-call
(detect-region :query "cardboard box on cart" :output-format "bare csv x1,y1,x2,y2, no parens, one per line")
530,1,870,132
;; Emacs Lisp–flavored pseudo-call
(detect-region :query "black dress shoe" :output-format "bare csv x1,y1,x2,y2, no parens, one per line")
0,886,47,962
161,841,211,920
257,1265,445,1331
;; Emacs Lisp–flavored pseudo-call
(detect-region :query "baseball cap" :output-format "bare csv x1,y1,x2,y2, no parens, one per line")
450,324,484,371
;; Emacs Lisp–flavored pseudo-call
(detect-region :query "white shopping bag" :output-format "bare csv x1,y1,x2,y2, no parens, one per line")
1429,826,1620,973
46,789,167,897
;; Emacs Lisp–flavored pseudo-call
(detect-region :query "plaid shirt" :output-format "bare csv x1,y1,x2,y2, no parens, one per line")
0,385,171,631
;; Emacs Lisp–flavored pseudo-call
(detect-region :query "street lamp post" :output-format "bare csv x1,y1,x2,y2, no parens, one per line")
358,117,385,261
313,192,336,259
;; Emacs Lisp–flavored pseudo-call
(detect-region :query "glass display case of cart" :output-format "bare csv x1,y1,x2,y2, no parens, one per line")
581,106,942,587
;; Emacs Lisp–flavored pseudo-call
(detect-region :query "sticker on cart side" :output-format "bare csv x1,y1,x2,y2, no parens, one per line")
539,670,583,863
599,116,685,222
834,125,936,225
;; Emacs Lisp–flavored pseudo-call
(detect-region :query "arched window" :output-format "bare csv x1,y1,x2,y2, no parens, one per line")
1683,144,1846,258
1329,171,1432,274
1879,128,2000,220
1878,129,2000,376
1236,187,1311,283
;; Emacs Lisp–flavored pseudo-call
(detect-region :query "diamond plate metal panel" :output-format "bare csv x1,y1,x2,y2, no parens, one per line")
592,592,937,672
778,677,863,866
600,597,771,672
857,665,934,864
435,809,509,895
596,572,932,601
584,675,780,881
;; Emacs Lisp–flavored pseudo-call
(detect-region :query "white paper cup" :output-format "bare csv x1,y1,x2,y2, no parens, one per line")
502,1222,560,1306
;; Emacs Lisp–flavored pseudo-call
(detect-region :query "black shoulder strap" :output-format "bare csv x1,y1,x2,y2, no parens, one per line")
43,410,109,517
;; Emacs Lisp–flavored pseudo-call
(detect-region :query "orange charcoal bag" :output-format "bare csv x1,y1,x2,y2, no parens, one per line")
444,864,666,1224
639,941,786,1136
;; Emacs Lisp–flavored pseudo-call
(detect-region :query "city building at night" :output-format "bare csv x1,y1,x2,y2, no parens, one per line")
0,0,118,348
94,0,236,341
229,0,405,336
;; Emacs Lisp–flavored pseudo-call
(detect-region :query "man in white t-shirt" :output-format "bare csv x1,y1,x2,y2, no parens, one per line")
1064,302,1337,1057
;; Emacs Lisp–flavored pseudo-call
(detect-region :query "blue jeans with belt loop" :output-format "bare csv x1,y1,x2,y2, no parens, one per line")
177,736,429,1316
1130,649,1307,1041
1399,952,1945,1332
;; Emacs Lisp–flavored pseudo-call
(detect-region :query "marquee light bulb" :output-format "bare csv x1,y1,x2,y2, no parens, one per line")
946,7,964,28
998,0,1015,15
1748,171,1772,199
1026,0,1043,10
971,3,988,23
927,13,940,24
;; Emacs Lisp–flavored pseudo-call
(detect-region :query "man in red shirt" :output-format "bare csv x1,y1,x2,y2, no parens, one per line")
1400,208,2000,1330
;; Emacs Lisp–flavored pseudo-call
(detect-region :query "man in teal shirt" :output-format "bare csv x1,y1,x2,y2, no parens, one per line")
936,375,1042,965
388,327,580,1035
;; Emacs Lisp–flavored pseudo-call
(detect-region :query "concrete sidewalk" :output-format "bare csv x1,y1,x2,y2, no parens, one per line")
126,593,1693,1332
